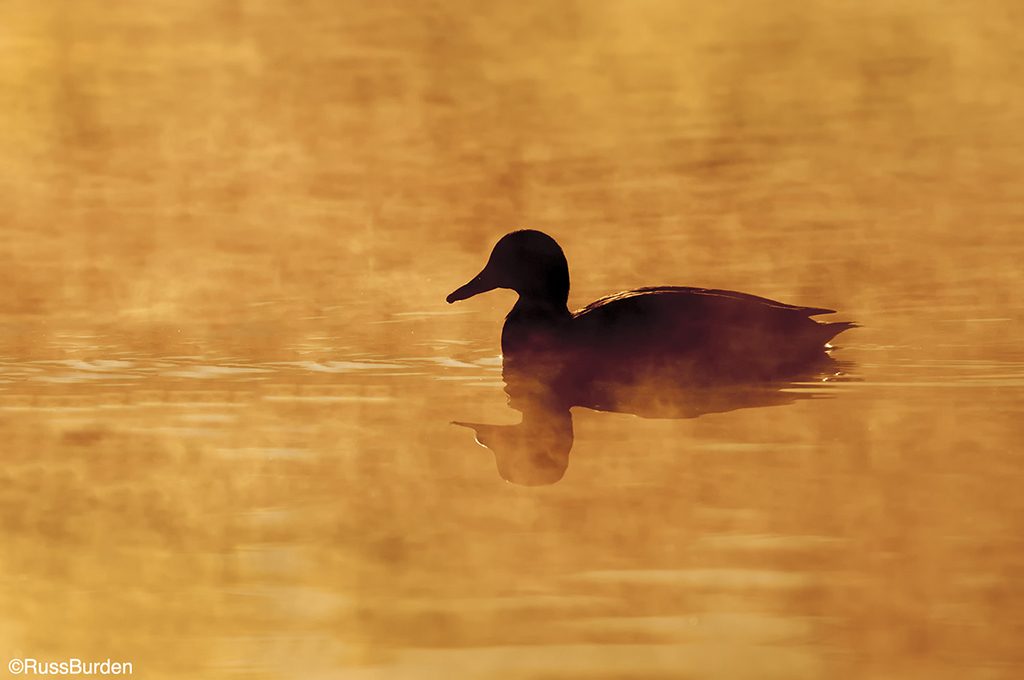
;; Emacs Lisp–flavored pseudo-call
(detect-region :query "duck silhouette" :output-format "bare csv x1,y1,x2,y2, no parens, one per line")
447,229,855,385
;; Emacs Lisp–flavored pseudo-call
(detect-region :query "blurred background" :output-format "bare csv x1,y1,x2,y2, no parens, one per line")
1,1,1022,678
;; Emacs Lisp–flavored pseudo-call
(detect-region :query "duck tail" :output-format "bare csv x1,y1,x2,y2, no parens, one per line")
821,320,858,345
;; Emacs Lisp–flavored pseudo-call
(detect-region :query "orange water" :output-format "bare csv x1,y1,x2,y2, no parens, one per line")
1,1,1023,678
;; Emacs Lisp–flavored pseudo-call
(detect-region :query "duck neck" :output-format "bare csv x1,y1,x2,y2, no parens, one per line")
502,294,572,358
511,293,571,319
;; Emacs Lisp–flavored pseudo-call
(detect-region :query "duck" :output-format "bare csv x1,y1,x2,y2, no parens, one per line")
446,229,855,384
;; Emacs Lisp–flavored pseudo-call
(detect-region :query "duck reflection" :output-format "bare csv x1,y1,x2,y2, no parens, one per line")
455,354,846,486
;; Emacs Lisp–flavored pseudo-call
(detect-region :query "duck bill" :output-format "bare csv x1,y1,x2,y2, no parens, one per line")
446,270,497,303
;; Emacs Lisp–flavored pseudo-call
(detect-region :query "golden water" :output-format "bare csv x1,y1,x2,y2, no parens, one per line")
1,1,1023,678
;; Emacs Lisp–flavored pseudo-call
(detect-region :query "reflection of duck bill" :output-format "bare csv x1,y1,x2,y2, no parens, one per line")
452,418,573,487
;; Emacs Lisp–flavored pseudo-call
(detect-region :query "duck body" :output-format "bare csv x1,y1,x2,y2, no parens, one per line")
448,230,854,385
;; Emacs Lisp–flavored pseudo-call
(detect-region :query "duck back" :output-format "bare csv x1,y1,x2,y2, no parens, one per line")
539,286,853,384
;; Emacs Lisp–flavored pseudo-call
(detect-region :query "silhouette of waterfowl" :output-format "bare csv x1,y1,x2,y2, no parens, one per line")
447,229,855,385
446,229,857,485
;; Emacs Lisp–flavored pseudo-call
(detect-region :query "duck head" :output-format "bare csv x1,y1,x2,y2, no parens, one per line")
447,230,570,308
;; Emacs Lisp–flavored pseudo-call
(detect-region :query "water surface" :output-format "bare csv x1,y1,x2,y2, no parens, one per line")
1,1,1023,678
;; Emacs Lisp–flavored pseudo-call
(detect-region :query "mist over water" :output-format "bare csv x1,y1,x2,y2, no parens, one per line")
1,1,1023,678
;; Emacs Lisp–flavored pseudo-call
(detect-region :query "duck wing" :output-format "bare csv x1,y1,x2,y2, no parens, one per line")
576,286,837,317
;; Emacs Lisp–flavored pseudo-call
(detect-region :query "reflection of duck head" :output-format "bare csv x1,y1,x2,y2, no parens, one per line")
447,229,856,380
454,406,573,486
